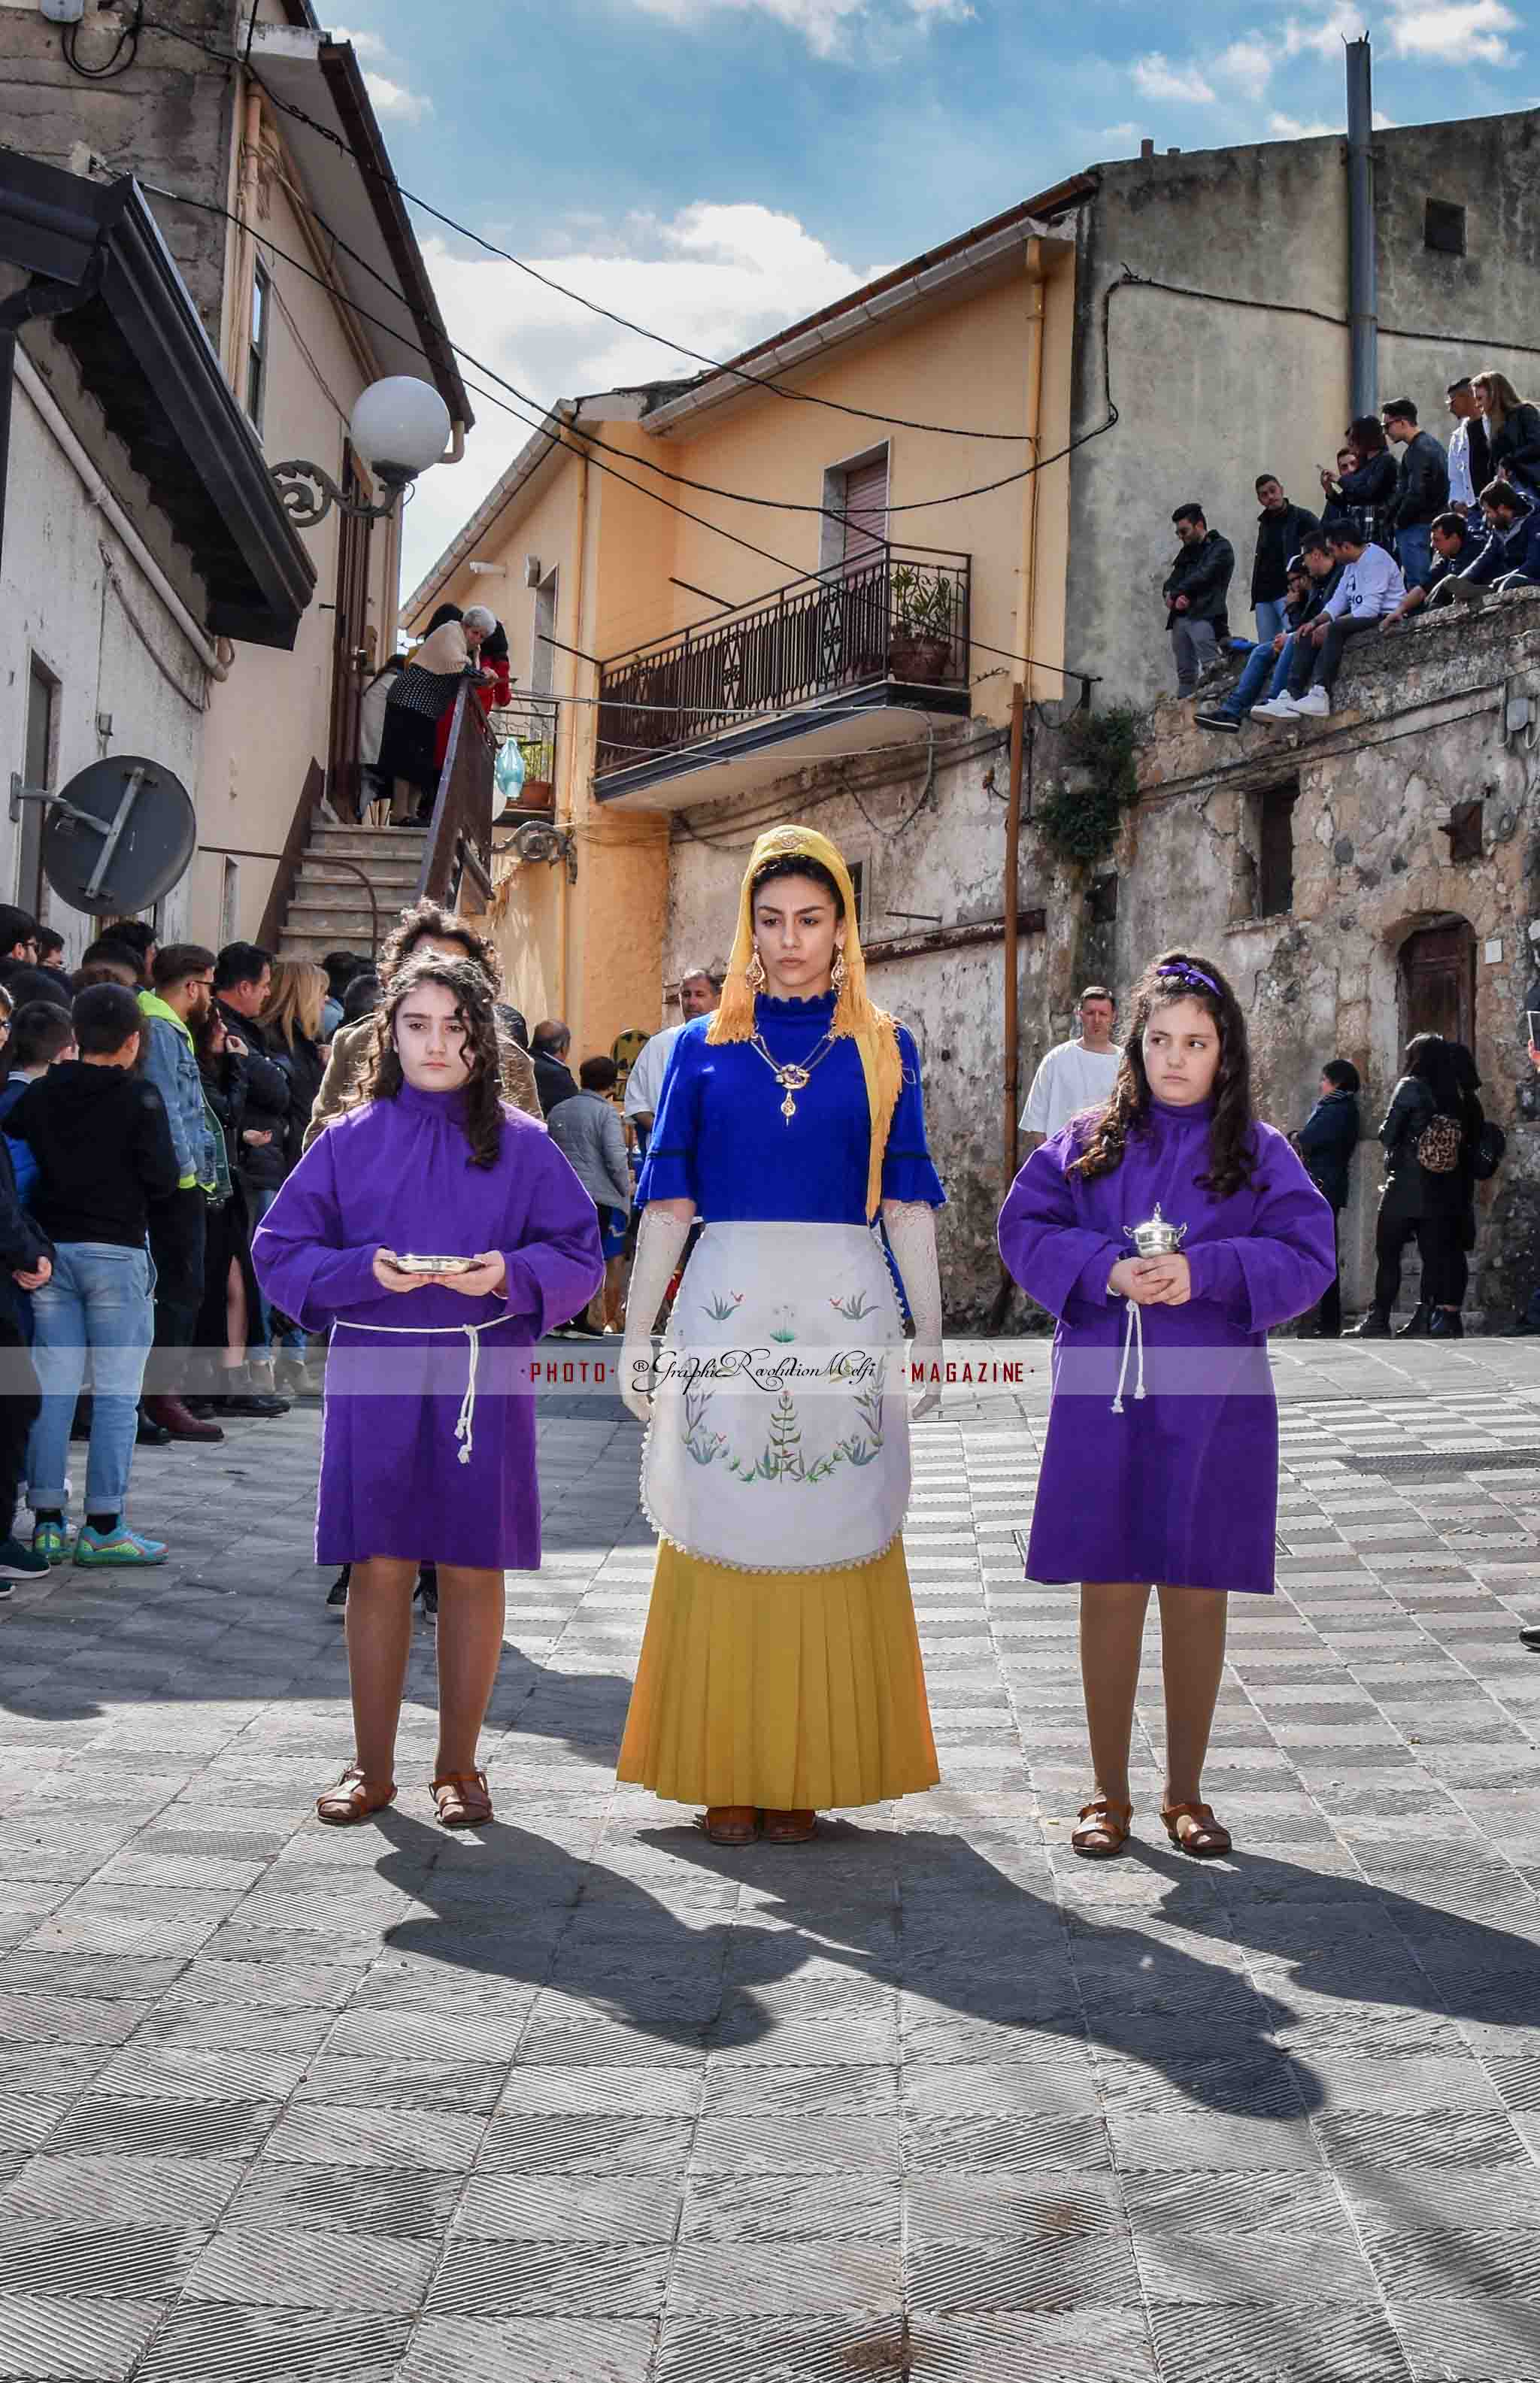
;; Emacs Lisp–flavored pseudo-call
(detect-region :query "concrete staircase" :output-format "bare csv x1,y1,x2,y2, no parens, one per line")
277,823,425,963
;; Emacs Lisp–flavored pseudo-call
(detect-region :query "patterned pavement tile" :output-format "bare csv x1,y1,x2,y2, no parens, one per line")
429,2240,670,2315
0,2292,165,2381
457,2173,684,2242
1144,2299,1414,2380
179,2224,438,2309
133,2303,414,2383
904,2309,1160,2381
400,2314,658,2383
655,2316,908,2383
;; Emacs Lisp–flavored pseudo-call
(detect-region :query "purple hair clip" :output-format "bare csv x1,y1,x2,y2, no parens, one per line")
1162,960,1220,996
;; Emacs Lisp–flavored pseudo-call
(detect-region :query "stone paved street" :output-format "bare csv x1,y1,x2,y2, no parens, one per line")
5,1341,1540,2381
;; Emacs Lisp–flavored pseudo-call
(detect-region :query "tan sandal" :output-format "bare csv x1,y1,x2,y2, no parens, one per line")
1162,1800,1232,1857
761,1808,817,1845
696,1806,759,1846
316,1765,397,1827
1071,1796,1132,1859
431,1770,493,1827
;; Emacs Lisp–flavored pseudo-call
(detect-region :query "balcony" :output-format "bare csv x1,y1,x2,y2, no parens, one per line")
594,546,971,805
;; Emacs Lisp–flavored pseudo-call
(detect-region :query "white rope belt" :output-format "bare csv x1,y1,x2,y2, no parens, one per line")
332,1314,514,1465
1111,1297,1146,1416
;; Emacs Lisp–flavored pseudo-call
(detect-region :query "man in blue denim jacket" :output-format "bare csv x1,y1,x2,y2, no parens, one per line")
138,946,223,1443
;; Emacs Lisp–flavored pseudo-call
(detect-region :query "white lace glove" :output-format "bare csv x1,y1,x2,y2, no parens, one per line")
621,1205,693,1425
884,1198,943,1420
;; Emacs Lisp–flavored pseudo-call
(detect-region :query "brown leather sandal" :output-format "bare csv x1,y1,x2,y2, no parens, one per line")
1071,1797,1132,1859
1162,1800,1232,1857
696,1806,759,1846
762,1808,817,1845
431,1770,493,1827
316,1765,397,1827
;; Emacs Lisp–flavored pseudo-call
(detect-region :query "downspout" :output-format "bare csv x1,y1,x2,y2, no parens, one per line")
226,89,265,396
556,424,590,1020
1004,246,1047,1201
1346,37,1378,419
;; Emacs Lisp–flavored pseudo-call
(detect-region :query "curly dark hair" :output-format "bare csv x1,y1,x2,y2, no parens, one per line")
1069,948,1258,1202
377,900,503,993
355,955,505,1169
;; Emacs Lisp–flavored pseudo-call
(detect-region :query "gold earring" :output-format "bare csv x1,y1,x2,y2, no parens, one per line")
746,947,766,992
831,948,847,990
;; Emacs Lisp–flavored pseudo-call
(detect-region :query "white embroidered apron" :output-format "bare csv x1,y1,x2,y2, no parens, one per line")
642,1220,911,1575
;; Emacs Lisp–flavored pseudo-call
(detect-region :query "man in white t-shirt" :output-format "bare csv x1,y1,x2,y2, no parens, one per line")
1020,986,1121,1150
624,964,720,1158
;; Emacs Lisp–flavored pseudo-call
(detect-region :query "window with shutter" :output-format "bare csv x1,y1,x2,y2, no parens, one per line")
841,454,890,565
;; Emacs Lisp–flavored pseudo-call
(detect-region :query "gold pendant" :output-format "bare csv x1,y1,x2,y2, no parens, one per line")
775,1062,809,1125
781,1090,797,1121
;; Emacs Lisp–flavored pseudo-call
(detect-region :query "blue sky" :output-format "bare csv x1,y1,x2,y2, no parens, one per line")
329,0,1532,589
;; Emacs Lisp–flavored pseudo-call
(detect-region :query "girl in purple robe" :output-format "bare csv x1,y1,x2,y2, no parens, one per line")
997,951,1335,1863
253,957,603,1830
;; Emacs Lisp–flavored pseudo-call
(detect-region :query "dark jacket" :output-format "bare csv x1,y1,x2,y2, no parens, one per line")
1489,402,1540,493
1163,529,1235,629
1390,429,1450,530
1250,502,1320,605
11,1062,180,1249
1330,451,1397,550
0,1132,50,1336
1460,499,1540,589
215,1001,291,1190
532,1048,580,1117
268,1027,326,1174
1420,521,1486,595
1297,562,1344,626
1296,1088,1359,1210
1378,1075,1477,1225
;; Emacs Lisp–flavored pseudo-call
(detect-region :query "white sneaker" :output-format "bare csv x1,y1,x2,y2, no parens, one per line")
1250,696,1299,720
1292,687,1329,717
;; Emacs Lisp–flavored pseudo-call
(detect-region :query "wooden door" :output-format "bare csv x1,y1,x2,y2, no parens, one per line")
1399,919,1475,1047
326,444,374,820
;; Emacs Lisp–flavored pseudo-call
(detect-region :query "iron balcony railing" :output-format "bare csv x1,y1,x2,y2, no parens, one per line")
596,544,970,777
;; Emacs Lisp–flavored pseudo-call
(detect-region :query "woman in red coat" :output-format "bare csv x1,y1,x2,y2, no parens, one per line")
434,620,510,779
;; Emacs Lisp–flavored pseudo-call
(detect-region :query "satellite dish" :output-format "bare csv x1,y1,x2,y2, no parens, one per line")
26,757,196,917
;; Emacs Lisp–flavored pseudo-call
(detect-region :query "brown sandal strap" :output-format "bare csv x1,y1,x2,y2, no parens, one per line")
1071,1796,1132,1856
1162,1800,1232,1853
762,1808,817,1844
696,1806,759,1846
316,1766,396,1826
431,1770,493,1826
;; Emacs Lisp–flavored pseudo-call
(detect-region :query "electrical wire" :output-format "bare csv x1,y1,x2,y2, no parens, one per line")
129,166,1105,688
61,0,143,79
132,10,1081,443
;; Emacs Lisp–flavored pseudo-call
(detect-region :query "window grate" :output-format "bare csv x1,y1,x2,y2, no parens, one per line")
1425,199,1467,256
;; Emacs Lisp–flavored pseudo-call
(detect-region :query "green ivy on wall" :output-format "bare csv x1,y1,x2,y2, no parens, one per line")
1035,705,1141,868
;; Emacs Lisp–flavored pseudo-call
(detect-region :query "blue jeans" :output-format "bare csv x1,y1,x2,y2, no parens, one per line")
1397,524,1432,588
1214,636,1294,719
1254,598,1290,644
27,1242,155,1515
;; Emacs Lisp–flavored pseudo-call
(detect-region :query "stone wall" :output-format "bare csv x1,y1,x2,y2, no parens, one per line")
1079,592,1540,1323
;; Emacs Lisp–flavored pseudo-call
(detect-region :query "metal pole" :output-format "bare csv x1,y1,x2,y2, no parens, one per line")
1003,684,1025,1192
0,331,16,585
1346,36,1378,419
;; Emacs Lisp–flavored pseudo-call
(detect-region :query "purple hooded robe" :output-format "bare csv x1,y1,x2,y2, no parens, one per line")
253,1084,603,1569
997,1098,1335,1595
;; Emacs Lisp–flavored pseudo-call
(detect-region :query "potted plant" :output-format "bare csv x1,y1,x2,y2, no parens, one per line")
889,565,955,684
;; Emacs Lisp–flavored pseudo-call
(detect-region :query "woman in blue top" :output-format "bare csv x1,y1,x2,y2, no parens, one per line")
617,826,946,1845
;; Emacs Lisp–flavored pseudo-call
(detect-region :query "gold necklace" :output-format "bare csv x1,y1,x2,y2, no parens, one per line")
747,1026,838,1121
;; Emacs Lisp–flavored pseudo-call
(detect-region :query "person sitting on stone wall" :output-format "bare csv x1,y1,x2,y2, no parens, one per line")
1252,524,1404,723
1197,542,1336,734
1162,504,1235,698
1436,478,1540,602
1383,510,1488,627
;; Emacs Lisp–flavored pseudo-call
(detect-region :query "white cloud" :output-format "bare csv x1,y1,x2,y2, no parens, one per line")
1100,120,1141,144
1215,36,1274,94
399,203,871,592
621,0,966,57
363,73,432,120
330,24,432,120
1387,0,1520,60
1268,110,1342,135
1283,2,1363,57
1131,51,1216,101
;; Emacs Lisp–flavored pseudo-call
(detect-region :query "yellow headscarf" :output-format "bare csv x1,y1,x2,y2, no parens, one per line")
708,823,902,1223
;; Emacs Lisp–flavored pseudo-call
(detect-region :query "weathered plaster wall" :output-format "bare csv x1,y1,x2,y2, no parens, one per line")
0,0,242,339
1065,111,1540,712
1101,593,1540,1321
0,365,208,954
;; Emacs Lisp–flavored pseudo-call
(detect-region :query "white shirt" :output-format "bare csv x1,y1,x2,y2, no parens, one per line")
1448,417,1476,510
1020,1038,1121,1136
624,1020,688,1121
1323,544,1405,622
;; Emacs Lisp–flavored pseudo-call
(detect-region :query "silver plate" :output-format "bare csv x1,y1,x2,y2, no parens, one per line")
387,1253,477,1275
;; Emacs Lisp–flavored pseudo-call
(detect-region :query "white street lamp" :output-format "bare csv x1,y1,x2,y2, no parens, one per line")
271,376,453,529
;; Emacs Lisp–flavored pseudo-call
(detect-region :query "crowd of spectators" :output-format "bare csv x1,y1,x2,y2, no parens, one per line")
1158,370,1540,732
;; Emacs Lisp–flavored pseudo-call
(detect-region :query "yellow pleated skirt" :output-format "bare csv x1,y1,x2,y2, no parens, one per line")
616,1536,939,1811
